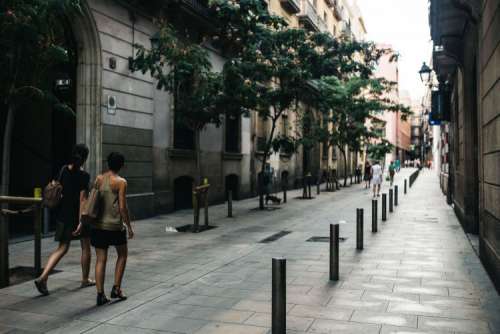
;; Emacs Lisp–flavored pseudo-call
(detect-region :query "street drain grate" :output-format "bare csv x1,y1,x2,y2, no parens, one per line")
306,236,347,242
176,224,218,233
259,231,292,243
250,207,282,211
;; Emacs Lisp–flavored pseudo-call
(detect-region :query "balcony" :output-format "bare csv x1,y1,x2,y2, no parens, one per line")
298,1,328,32
332,1,342,20
280,0,301,14
178,0,212,22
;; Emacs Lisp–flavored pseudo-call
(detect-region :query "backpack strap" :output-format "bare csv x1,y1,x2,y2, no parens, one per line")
56,165,67,182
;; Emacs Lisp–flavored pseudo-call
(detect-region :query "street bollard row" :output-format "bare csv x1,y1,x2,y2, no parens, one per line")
272,176,416,333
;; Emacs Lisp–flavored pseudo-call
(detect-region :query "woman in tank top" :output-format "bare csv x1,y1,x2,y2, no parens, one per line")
91,152,134,306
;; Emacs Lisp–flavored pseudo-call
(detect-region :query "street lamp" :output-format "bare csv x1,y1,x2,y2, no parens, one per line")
418,62,433,85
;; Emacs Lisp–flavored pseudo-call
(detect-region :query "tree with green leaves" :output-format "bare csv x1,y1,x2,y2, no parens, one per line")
0,0,82,196
130,23,223,186
315,75,410,186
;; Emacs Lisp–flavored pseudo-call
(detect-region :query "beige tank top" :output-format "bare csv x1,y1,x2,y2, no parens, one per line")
95,175,123,231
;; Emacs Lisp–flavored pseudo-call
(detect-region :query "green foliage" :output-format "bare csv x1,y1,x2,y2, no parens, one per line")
0,0,81,106
130,24,223,130
367,140,394,161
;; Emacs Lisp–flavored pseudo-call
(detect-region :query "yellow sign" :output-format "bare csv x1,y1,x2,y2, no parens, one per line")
203,178,208,185
34,187,42,199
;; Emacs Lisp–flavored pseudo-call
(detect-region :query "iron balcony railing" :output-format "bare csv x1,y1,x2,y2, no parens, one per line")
280,0,301,14
298,0,328,32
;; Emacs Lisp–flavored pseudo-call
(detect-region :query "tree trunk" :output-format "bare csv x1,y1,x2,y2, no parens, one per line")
259,118,278,210
1,103,14,197
195,129,202,186
340,147,348,187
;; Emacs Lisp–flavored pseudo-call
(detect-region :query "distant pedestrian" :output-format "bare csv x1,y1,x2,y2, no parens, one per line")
92,152,134,306
395,159,401,172
371,160,383,198
35,144,94,296
363,161,372,189
388,161,396,186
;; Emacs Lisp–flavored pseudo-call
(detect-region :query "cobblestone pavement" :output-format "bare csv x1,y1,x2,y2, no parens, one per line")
1,169,499,334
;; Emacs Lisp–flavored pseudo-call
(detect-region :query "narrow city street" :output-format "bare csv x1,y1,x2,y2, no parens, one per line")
1,169,499,334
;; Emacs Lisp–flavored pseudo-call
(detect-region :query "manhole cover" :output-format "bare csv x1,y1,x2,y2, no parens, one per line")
259,231,292,243
306,236,347,242
176,224,217,233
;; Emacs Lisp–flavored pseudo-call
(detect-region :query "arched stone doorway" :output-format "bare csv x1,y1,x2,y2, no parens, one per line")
4,2,102,236
174,176,194,210
225,174,239,200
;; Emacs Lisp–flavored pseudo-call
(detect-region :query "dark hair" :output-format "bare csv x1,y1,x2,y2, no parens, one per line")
70,144,89,167
107,152,125,172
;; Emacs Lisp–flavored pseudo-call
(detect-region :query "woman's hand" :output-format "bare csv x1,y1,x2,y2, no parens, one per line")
127,226,134,239
73,223,82,236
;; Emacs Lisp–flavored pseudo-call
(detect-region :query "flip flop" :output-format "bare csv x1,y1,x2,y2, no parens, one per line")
80,279,96,288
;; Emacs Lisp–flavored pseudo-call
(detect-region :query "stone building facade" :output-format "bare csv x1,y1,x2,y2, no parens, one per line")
430,0,500,290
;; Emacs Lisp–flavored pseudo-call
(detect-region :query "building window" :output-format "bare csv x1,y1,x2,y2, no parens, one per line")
173,112,195,150
257,136,267,152
322,142,329,160
225,114,240,153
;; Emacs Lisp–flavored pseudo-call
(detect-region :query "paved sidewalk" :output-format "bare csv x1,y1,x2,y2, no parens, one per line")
1,169,499,334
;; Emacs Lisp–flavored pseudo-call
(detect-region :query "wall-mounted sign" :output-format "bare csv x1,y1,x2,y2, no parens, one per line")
107,95,117,115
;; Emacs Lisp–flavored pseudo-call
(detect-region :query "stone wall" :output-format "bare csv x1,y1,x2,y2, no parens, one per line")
479,0,500,291
85,0,252,218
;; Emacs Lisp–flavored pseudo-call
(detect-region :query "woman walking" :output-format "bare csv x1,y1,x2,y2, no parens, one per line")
363,161,372,189
35,144,94,295
91,152,134,306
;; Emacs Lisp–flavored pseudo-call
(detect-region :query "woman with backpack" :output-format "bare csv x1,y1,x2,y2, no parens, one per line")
35,144,94,295
91,152,134,306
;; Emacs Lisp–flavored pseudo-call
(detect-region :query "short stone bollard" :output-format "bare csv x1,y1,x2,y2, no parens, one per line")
382,193,387,221
389,189,393,213
372,200,378,232
394,185,399,206
272,258,286,334
356,208,364,250
227,190,233,218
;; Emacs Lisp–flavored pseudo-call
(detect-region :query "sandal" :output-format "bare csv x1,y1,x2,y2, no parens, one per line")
97,293,110,306
80,279,96,288
34,279,49,296
110,285,127,300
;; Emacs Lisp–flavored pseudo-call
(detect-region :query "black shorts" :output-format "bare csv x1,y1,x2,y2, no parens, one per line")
55,221,91,243
90,229,127,249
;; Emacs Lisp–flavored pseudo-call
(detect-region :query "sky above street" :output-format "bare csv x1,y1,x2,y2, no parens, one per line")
357,0,433,104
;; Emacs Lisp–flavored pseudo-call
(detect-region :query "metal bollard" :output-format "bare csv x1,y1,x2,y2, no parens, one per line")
372,200,378,233
283,188,287,203
404,179,407,194
329,224,339,281
389,189,393,213
272,258,286,334
382,194,387,221
356,208,364,250
394,185,399,206
317,183,320,195
227,191,233,218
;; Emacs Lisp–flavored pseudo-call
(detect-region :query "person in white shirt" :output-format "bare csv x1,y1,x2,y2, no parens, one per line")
371,161,383,198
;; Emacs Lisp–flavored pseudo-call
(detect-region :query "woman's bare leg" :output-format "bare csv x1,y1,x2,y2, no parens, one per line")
114,245,128,288
38,242,70,282
80,238,92,283
95,248,108,293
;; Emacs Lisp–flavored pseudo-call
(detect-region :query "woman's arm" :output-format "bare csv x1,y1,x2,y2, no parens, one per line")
118,179,133,239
